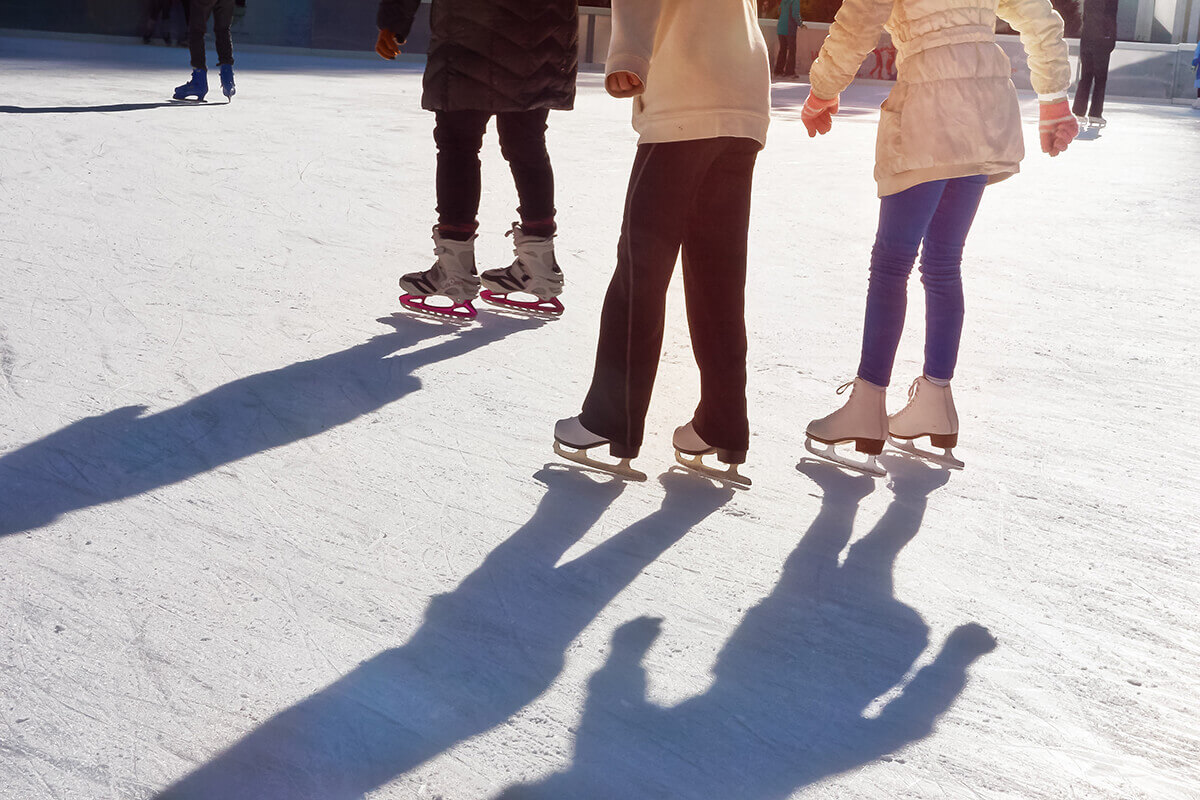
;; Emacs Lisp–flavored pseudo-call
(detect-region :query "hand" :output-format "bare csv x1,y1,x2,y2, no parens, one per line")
1038,99,1078,157
376,29,402,60
606,71,644,98
801,91,839,137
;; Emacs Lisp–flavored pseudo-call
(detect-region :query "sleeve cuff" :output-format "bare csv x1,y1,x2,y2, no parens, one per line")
605,53,650,83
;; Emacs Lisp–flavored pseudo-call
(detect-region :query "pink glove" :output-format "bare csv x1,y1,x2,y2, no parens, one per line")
1038,99,1078,157
801,92,840,137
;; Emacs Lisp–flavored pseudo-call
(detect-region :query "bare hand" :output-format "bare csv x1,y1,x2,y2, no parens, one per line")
606,71,645,98
376,29,403,60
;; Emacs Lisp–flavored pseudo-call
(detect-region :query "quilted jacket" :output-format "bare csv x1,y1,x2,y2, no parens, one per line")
377,0,579,112
809,0,1072,196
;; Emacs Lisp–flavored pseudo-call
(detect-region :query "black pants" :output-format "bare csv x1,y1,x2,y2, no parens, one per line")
774,32,797,76
433,109,555,234
1072,46,1112,117
189,0,235,70
580,137,759,459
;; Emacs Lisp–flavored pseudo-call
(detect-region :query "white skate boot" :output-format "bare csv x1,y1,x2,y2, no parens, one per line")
553,416,646,481
672,422,750,486
479,222,565,315
887,376,964,469
398,227,481,321
804,378,888,477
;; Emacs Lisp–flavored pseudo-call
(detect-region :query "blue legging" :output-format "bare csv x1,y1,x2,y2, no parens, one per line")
857,175,988,387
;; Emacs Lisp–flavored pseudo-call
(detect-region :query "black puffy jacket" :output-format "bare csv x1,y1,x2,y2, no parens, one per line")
377,0,578,112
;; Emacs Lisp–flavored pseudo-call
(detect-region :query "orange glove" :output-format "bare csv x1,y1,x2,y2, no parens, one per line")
376,29,402,60
1038,99,1078,157
801,91,839,137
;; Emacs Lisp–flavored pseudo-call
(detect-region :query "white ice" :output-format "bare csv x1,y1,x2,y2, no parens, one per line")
1,34,1198,800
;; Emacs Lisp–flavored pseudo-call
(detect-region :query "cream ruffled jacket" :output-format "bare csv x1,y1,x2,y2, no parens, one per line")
605,0,771,147
809,0,1072,196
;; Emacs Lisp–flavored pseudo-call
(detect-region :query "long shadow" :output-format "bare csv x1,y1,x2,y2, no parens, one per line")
153,467,735,799
0,102,222,113
0,314,538,537
496,457,997,799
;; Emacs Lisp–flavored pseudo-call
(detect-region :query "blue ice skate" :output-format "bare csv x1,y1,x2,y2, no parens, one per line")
219,64,236,99
173,69,208,101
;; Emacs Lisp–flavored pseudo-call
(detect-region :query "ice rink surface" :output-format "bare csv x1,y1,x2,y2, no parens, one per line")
1,33,1198,800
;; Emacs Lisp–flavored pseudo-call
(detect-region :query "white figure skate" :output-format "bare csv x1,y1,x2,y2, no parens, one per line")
804,378,888,477
887,376,964,469
672,421,750,486
553,416,646,481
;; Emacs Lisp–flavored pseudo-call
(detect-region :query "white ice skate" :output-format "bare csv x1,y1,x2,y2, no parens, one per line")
479,222,565,316
804,378,888,477
1088,116,1107,129
672,422,751,486
887,376,964,469
398,227,481,321
553,416,646,481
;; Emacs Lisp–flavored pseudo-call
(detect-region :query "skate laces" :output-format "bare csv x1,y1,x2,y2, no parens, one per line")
836,380,854,395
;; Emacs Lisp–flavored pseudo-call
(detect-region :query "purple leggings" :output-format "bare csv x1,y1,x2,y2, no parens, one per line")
857,175,987,387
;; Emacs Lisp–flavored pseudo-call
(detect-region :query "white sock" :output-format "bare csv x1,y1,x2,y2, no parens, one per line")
925,375,951,387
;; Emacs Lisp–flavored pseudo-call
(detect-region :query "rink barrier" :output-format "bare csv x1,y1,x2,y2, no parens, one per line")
1,2,1196,102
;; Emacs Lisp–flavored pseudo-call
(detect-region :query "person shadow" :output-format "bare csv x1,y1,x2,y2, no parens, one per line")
0,313,539,537
0,103,222,114
153,467,736,799
495,456,997,799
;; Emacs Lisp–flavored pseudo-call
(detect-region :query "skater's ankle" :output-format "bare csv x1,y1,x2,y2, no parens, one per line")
924,374,951,386
437,222,478,242
520,217,556,238
853,375,887,392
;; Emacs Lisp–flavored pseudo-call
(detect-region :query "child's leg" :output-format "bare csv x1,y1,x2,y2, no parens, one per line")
212,0,235,66
495,110,555,236
917,175,987,383
580,140,723,457
857,179,948,388
433,110,492,239
679,138,759,456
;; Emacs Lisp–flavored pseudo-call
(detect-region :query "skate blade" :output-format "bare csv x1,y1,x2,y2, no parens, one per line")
479,290,564,316
803,437,886,477
398,294,477,322
674,450,751,487
170,97,208,103
553,441,646,482
888,437,964,470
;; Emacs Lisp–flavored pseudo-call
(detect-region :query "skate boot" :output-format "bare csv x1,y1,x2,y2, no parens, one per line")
553,416,646,481
1088,116,1106,129
219,64,236,99
804,378,888,476
398,227,481,321
173,69,208,101
479,222,565,315
672,422,750,486
888,376,964,469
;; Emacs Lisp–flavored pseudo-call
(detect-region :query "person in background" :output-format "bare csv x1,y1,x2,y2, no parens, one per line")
173,0,237,101
774,0,804,78
375,0,578,320
1071,0,1118,127
1192,40,1199,109
799,0,1078,476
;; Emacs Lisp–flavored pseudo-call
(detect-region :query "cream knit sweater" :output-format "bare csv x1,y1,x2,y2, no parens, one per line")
605,0,772,147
